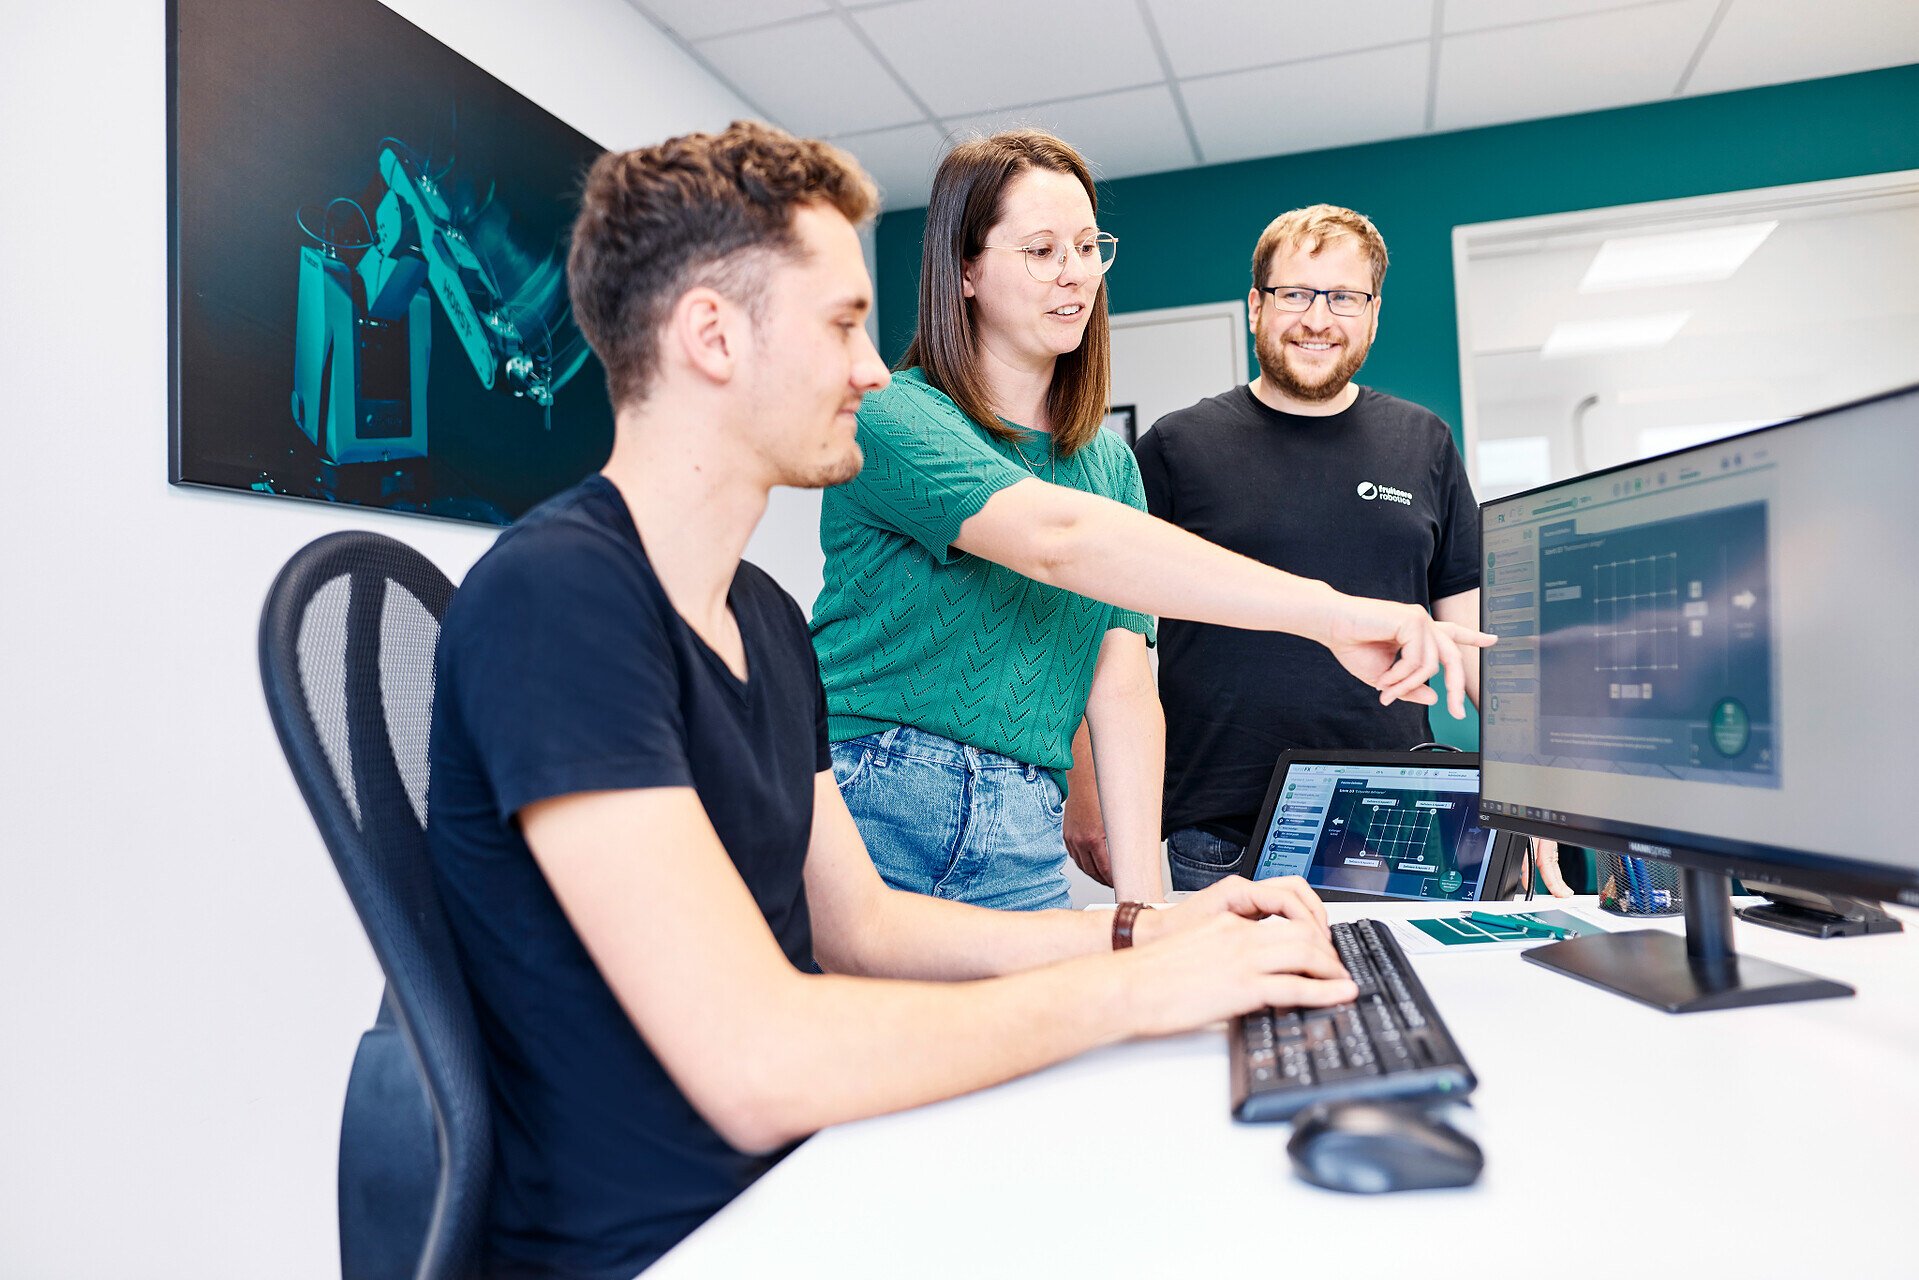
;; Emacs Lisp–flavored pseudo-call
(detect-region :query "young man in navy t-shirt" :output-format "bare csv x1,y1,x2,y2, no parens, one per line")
428,124,1376,1278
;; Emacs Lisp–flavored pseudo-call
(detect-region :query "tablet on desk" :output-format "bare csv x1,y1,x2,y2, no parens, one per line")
1239,750,1527,903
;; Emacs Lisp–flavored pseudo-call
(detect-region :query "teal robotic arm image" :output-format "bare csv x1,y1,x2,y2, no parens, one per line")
293,139,590,477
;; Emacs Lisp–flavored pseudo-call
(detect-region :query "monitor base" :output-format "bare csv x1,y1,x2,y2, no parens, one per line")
1738,891,1905,939
1523,930,1854,1013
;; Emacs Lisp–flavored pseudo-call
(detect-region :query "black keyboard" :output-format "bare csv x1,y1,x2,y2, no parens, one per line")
1231,918,1477,1122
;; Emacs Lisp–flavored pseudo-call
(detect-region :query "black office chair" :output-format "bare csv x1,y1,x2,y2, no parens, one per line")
259,531,490,1280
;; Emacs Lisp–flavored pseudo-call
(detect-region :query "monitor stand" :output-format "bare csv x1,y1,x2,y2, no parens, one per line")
1738,885,1905,939
1523,868,1855,1013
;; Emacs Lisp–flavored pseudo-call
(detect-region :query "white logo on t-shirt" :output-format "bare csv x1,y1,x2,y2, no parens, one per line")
1356,480,1412,506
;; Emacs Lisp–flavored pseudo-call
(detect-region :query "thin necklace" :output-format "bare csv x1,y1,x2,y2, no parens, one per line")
1010,431,1056,484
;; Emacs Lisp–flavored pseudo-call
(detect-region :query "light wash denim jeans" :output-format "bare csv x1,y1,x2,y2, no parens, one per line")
1167,826,1247,893
830,725,1073,912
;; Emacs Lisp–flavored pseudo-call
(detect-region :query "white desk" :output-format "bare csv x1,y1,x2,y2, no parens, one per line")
653,899,1919,1279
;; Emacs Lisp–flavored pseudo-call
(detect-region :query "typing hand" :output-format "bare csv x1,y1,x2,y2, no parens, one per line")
1124,912,1356,1037
1145,873,1330,943
1322,596,1496,719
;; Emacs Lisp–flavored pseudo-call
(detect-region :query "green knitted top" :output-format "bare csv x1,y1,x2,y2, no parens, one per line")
811,367,1156,787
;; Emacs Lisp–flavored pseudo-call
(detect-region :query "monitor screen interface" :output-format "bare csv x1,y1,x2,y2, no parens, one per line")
1479,386,1919,895
1251,762,1495,902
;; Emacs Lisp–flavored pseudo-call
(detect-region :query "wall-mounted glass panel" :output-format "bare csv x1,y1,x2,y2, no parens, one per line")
1454,171,1919,500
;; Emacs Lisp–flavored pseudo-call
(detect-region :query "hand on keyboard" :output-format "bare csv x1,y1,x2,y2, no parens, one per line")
1121,911,1357,1039
1142,873,1333,945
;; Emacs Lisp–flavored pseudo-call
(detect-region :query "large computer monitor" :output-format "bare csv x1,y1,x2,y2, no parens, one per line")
1478,382,1919,1011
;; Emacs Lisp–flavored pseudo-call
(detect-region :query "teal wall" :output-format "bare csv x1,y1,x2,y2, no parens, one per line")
873,65,1919,749
877,64,1919,434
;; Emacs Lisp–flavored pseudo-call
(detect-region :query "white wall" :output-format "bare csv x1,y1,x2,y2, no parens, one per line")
0,3,785,1275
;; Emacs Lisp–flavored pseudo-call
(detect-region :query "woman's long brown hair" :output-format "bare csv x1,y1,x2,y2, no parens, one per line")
900,131,1111,456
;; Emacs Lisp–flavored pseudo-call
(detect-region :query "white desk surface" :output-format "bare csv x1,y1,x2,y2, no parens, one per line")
652,899,1919,1279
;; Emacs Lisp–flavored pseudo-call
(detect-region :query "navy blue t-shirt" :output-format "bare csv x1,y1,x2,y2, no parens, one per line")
426,475,829,1278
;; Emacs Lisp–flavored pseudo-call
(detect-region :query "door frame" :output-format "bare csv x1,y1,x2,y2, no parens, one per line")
1109,298,1250,389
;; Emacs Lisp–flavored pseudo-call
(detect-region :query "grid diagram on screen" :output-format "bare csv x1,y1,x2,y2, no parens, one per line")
1350,803,1437,866
1593,553,1679,675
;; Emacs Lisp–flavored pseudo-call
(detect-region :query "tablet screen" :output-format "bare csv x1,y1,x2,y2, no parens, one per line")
1249,761,1496,902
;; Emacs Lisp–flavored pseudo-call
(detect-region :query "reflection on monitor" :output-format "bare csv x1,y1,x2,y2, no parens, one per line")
1488,472,1779,787
1252,762,1493,902
1478,382,1919,1012
1537,497,1775,786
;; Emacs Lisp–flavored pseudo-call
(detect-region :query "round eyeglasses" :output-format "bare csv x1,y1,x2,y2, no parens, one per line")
1256,284,1377,318
980,233,1119,283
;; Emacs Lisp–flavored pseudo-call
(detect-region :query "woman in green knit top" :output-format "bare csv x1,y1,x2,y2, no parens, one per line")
810,131,1491,911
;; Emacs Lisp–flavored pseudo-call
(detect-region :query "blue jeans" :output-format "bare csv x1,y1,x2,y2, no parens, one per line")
831,725,1073,912
1167,826,1247,893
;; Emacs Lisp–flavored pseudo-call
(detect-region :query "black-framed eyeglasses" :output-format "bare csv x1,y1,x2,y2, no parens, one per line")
1256,285,1376,318
980,233,1119,283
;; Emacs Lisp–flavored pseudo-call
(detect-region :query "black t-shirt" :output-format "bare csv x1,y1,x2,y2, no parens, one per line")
426,475,829,1279
1134,385,1480,842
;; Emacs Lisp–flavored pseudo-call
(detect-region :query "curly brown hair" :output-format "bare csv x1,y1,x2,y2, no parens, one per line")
568,120,878,410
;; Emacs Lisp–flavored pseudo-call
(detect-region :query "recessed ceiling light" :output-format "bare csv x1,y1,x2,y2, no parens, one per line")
1578,221,1778,292
1540,312,1692,359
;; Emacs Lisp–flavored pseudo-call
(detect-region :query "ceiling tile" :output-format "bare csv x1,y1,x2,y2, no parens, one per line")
697,14,926,135
1444,0,1666,35
853,0,1165,118
1146,0,1435,78
944,85,1198,183
1685,0,1919,96
633,0,830,42
1433,0,1718,132
1181,42,1431,165
831,122,948,209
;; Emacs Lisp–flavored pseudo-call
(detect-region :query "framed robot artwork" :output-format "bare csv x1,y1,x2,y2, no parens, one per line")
167,0,614,524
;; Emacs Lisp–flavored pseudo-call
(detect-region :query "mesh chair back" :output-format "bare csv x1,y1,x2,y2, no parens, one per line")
258,531,490,1280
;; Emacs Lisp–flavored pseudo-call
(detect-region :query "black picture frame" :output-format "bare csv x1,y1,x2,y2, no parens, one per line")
1102,403,1137,446
167,0,613,525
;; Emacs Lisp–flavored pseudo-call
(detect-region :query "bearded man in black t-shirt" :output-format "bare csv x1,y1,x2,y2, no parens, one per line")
1066,205,1572,897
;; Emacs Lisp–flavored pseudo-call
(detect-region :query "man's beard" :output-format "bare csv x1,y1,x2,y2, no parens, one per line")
790,440,864,490
1255,322,1370,404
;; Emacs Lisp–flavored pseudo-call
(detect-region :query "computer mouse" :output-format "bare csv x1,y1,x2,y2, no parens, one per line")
1286,1100,1484,1194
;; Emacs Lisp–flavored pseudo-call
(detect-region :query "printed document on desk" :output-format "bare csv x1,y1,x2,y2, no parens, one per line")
1384,905,1623,954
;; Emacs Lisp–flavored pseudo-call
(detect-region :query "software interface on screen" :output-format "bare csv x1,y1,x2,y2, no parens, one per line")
1484,455,1779,789
1479,391,1917,874
1251,763,1495,901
